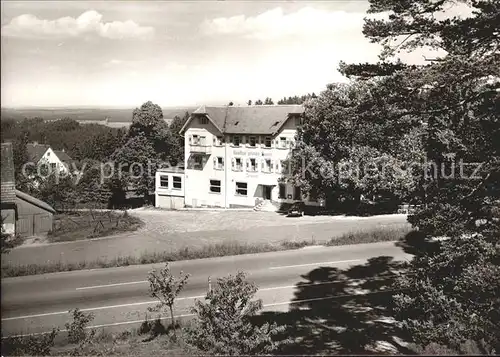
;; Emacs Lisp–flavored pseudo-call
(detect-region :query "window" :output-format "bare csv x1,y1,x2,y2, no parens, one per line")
213,156,224,170
248,136,256,147
280,160,289,174
160,175,169,188
279,137,287,148
236,182,247,196
279,183,286,199
233,157,243,171
309,191,318,202
295,116,303,126
192,135,200,145
232,136,241,146
294,186,302,200
264,137,272,148
262,159,272,173
209,179,221,193
247,158,257,172
173,176,182,189
200,117,209,125
50,163,56,171
213,136,223,146
194,155,203,168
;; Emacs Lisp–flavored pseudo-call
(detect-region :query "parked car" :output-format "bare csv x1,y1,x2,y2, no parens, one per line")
287,201,305,217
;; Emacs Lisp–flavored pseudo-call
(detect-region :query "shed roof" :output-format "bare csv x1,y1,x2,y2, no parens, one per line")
15,189,56,214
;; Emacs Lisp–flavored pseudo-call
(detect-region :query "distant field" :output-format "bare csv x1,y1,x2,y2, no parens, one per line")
0,106,198,124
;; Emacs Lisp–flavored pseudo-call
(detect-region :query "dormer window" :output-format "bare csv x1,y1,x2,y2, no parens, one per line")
248,136,256,147
232,135,241,147
200,117,209,125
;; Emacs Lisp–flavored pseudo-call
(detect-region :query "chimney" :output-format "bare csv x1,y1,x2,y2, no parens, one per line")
33,141,38,146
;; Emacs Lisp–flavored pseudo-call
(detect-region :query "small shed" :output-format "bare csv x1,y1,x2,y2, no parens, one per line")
15,190,55,237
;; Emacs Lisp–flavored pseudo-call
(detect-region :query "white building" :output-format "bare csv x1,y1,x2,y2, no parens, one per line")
27,143,74,174
154,166,185,209
155,104,323,210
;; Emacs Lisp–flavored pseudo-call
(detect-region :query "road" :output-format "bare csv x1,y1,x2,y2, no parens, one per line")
1,241,412,337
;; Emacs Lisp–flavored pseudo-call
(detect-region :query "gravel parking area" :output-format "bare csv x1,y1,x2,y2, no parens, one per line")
2,209,409,267
129,208,348,234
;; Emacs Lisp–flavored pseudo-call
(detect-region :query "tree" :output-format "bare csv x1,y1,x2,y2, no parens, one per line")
168,112,189,166
288,80,424,211
254,99,263,105
264,97,274,105
228,101,234,106
247,100,252,105
128,101,175,162
75,159,115,207
342,0,500,352
111,133,158,204
12,132,31,192
147,263,189,335
186,272,288,355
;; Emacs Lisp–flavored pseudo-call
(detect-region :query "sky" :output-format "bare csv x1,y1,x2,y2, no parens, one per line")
0,0,471,108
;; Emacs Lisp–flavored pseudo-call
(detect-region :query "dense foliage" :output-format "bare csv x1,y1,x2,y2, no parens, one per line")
186,272,288,355
2,102,189,208
332,0,500,352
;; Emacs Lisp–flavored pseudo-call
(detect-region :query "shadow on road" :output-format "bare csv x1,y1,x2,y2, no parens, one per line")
252,236,424,355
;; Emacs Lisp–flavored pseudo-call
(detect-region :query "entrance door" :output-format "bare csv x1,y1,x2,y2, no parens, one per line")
264,185,272,200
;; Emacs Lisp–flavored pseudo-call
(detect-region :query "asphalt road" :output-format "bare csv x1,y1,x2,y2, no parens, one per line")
1,241,412,337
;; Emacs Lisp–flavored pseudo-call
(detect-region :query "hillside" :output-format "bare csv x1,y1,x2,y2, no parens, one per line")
0,107,197,123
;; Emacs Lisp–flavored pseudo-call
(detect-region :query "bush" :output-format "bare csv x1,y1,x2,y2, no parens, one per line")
65,308,95,344
185,271,289,355
1,328,59,356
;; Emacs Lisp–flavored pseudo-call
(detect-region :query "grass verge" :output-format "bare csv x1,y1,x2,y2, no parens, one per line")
326,225,412,246
1,311,193,357
2,226,411,278
47,210,144,243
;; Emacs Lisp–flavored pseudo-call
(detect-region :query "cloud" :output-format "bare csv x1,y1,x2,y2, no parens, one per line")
200,7,387,40
1,10,154,40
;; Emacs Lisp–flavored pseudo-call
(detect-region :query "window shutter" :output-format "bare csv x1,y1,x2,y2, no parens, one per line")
261,159,264,171
232,158,235,169
213,157,217,169
221,157,224,166
188,135,192,144
246,159,249,170
230,136,233,145
213,136,216,146
242,136,246,144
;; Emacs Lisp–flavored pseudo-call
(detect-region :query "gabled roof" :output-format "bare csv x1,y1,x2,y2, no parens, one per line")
1,143,16,203
26,143,50,163
15,189,56,214
54,150,74,163
180,105,304,135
